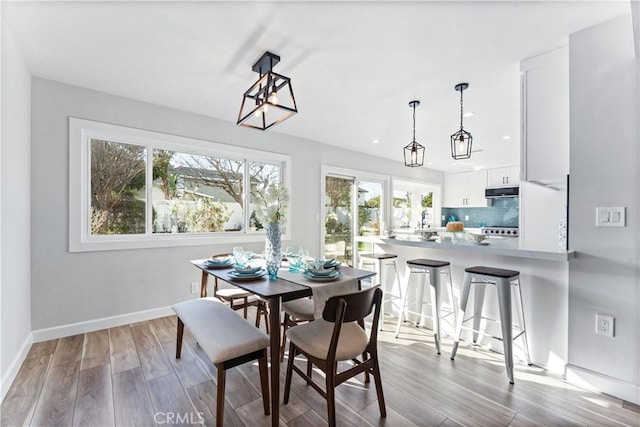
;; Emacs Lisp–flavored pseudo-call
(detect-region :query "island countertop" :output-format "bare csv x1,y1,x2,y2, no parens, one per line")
357,234,574,261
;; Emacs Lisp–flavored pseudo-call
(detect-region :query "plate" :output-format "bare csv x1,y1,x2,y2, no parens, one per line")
323,260,341,268
234,266,263,274
204,259,234,268
303,271,343,282
306,268,336,276
228,270,267,281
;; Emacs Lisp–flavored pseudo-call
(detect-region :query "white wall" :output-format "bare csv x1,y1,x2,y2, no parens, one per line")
30,77,443,332
0,23,33,396
568,14,640,403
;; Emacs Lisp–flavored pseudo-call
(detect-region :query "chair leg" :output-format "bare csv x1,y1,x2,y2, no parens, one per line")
243,297,248,319
215,363,226,427
451,273,472,359
326,362,337,427
258,350,270,415
514,278,532,365
429,270,442,355
176,318,184,359
357,319,370,383
262,304,270,334
496,278,515,384
283,344,296,404
280,313,290,362
394,275,411,338
472,282,486,344
371,354,387,417
447,268,458,336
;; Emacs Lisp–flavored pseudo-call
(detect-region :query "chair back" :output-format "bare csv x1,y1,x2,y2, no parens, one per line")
322,286,382,324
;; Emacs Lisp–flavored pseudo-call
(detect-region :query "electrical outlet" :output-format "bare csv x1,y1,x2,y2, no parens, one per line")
596,314,614,337
191,282,199,294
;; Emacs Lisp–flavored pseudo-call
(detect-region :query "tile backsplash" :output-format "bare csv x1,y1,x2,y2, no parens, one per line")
442,197,519,228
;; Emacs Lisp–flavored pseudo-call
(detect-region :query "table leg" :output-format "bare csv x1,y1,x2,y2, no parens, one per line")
268,296,281,426
200,271,209,298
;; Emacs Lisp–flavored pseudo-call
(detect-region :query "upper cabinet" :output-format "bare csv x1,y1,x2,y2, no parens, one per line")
487,166,520,187
520,46,569,185
444,170,487,207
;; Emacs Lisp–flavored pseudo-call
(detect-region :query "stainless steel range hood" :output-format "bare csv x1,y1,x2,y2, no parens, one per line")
485,186,519,199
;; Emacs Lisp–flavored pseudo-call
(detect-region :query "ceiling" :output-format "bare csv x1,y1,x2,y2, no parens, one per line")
3,1,631,171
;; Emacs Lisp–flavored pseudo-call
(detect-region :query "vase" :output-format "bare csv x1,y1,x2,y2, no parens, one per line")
265,222,282,280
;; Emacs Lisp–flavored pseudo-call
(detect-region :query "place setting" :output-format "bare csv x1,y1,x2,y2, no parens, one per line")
203,256,235,269
302,258,343,282
227,264,267,281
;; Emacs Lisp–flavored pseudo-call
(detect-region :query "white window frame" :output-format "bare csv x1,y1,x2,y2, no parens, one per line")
69,117,291,252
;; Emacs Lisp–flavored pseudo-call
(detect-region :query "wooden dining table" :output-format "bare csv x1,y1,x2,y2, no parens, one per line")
191,259,376,426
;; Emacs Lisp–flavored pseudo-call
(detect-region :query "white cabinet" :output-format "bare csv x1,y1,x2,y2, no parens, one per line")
520,46,569,185
444,170,487,207
487,166,520,187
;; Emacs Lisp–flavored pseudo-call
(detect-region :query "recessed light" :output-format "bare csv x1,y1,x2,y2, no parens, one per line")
502,135,511,140
371,139,380,144
463,111,474,117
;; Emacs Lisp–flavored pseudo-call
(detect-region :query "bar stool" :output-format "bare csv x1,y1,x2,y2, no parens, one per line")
394,259,457,355
358,253,401,329
450,266,532,384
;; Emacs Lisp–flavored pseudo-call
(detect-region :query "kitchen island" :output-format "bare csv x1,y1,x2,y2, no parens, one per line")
357,233,572,374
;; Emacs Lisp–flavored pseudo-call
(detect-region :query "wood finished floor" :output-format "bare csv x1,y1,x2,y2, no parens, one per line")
2,308,639,427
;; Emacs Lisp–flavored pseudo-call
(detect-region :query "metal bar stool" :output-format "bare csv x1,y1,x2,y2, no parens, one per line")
450,266,532,384
358,253,401,329
394,258,457,355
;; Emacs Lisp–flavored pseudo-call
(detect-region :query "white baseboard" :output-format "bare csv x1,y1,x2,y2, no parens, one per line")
566,364,640,405
1,333,33,402
31,306,174,343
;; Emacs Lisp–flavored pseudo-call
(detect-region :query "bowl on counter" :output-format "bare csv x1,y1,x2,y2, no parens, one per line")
469,233,487,243
421,231,439,240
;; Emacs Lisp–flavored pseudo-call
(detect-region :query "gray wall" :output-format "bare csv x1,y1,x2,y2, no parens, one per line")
0,24,32,392
569,14,639,396
30,77,443,331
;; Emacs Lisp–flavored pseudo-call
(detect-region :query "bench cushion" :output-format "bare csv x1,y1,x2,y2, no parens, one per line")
173,298,269,364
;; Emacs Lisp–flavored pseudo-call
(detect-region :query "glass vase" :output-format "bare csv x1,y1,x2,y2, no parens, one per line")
265,222,282,280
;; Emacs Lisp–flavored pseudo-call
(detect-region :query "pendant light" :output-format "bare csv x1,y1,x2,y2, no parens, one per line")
403,100,425,167
450,83,473,160
237,51,298,130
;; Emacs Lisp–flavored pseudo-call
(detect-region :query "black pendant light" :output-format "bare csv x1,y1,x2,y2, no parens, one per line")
237,51,298,130
403,100,425,167
450,83,473,160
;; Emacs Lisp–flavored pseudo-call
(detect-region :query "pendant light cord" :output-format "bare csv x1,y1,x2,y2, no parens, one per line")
459,89,464,131
412,102,417,142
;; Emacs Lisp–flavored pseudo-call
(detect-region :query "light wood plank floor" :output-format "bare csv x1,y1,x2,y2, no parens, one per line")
2,309,639,426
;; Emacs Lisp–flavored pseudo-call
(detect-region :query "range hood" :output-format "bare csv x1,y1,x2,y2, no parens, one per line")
485,186,519,199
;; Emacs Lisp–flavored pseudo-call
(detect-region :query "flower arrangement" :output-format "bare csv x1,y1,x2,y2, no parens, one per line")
253,183,289,225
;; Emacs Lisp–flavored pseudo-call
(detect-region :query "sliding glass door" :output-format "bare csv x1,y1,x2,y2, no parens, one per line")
323,169,386,267
324,175,355,266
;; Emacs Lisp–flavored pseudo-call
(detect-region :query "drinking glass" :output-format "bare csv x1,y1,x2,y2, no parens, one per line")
232,246,247,267
286,245,302,272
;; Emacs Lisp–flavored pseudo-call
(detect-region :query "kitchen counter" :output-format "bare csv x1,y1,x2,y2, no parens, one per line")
358,234,574,261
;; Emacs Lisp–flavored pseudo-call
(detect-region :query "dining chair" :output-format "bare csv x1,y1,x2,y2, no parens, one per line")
280,297,314,362
210,253,270,332
283,287,386,426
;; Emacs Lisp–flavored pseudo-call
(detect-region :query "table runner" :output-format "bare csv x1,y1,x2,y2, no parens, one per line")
278,270,358,319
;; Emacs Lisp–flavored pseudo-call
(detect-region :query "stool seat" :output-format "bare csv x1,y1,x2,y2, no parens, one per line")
464,266,519,278
408,259,451,268
361,253,398,260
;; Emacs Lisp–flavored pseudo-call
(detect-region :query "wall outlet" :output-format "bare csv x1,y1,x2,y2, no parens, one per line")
596,314,614,337
191,282,199,294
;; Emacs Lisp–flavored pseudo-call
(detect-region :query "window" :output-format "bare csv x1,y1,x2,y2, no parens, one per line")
70,118,290,252
391,178,441,230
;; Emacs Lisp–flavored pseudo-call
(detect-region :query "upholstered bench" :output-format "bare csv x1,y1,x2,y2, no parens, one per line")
173,297,270,426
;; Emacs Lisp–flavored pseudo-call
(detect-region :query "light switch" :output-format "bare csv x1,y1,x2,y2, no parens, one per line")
596,207,626,227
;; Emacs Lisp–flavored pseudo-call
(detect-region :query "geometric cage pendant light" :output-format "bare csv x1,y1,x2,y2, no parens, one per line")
237,51,298,130
450,82,473,160
403,100,425,167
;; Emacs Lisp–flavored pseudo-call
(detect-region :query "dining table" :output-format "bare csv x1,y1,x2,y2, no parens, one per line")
191,258,376,426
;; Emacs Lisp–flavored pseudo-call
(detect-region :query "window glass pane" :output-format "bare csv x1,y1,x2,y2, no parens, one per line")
90,139,146,235
393,190,412,229
152,150,243,233
358,181,382,236
248,161,281,231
